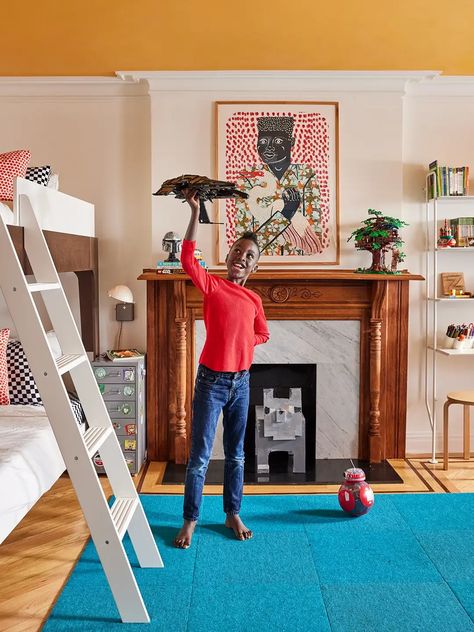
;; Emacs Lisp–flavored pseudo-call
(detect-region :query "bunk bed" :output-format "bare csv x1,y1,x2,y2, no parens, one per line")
0,178,98,543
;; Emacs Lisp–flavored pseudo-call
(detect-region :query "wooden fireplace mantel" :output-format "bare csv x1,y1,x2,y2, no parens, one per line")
139,268,423,465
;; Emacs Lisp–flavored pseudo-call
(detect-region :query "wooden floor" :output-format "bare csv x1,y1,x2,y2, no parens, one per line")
1,457,474,631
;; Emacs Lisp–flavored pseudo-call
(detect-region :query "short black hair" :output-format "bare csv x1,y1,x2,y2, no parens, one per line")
234,231,260,256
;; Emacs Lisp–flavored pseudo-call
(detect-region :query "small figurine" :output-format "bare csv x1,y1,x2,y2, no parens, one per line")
162,231,182,263
153,174,248,224
438,219,456,248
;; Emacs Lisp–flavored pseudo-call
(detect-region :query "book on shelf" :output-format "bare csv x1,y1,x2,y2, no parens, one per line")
105,349,144,362
449,217,474,247
428,160,470,197
157,260,182,267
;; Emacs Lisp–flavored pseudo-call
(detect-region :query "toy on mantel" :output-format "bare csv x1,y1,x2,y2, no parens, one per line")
153,174,249,225
348,209,408,274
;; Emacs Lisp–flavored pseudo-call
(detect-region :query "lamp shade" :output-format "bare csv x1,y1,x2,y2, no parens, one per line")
107,285,134,303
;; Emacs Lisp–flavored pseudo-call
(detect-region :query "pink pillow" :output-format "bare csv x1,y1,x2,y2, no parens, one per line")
0,328,10,405
0,150,31,201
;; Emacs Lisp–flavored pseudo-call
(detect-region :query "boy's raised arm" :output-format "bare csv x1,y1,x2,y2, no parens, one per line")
181,189,216,295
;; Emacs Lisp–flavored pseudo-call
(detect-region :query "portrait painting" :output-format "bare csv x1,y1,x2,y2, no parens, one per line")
215,101,339,265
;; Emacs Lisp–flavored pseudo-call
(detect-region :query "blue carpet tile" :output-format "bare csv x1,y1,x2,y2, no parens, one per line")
43,493,474,632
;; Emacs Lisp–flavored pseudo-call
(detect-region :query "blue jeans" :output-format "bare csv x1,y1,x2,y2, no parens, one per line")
183,364,250,522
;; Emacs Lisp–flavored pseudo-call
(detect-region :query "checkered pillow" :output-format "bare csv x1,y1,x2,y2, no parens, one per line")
6,339,42,405
26,165,51,186
68,391,86,427
0,329,10,405
0,149,31,201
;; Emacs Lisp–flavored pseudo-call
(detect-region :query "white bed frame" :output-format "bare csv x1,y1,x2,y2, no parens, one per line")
13,177,95,237
1,181,95,543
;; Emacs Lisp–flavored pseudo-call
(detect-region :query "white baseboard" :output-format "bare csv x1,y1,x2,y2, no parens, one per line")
407,431,473,456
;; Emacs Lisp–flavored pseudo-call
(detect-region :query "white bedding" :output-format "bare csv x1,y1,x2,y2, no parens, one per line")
0,405,65,544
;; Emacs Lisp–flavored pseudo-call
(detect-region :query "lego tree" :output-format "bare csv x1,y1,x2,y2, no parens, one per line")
348,209,408,273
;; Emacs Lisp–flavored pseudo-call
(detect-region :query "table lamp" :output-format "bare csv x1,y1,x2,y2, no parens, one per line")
108,285,134,349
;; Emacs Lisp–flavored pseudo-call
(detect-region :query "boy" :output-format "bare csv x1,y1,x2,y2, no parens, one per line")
174,190,269,549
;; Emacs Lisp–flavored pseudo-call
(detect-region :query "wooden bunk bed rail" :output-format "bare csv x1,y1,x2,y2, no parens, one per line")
7,226,99,358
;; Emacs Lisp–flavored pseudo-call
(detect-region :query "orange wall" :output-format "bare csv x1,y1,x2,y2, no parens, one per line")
3,0,474,76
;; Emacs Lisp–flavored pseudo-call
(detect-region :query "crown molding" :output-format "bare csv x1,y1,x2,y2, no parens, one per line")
0,76,148,98
2,72,472,98
116,70,441,94
405,75,474,97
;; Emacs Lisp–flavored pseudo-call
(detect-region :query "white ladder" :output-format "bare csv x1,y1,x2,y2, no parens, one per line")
0,194,163,623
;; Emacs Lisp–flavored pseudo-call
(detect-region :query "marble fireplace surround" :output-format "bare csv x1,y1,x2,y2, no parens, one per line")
139,268,423,464
195,320,360,460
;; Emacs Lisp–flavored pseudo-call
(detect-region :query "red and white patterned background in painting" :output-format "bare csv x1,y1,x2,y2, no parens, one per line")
223,110,330,248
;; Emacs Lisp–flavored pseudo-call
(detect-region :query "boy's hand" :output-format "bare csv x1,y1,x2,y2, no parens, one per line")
183,189,200,214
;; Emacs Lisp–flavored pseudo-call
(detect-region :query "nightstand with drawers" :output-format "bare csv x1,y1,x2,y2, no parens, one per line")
91,357,146,475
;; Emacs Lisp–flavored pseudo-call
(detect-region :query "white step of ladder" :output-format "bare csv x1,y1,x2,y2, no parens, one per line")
111,498,139,540
0,192,163,624
55,353,87,375
27,282,62,293
83,426,113,457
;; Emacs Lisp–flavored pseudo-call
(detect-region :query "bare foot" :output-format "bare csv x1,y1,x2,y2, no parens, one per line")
174,520,196,548
225,514,253,540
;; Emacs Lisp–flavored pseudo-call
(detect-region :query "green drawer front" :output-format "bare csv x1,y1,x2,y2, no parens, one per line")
99,382,136,400
105,401,136,418
93,366,136,384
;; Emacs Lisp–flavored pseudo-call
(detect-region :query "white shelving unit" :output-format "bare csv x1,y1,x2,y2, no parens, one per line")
425,172,474,463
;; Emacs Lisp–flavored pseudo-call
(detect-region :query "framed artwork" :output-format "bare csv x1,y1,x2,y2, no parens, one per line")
215,101,339,265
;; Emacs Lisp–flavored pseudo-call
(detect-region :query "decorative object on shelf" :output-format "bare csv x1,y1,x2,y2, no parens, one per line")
338,467,374,517
438,219,457,248
440,272,467,296
444,323,474,350
107,284,134,349
348,209,408,274
153,174,247,225
216,101,339,265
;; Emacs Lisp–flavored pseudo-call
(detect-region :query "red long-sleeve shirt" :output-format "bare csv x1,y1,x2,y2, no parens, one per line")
180,239,269,372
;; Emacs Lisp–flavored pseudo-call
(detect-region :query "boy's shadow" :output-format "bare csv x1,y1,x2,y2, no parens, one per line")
151,525,185,548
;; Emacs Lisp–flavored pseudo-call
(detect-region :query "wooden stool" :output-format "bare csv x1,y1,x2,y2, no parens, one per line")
443,391,474,470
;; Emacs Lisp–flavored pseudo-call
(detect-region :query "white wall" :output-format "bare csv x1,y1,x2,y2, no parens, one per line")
144,72,409,268
0,78,151,351
403,80,474,454
2,71,474,455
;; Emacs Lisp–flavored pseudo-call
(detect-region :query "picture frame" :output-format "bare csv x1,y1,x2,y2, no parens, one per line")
215,101,339,265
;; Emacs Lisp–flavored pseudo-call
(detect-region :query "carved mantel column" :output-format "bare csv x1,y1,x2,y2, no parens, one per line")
173,281,188,464
369,281,388,463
